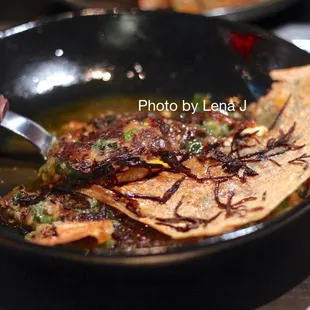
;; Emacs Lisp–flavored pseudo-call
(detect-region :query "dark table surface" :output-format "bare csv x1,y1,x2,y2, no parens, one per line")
0,1,310,309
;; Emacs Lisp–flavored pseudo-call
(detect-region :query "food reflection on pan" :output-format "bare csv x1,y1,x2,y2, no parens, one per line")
1,64,310,251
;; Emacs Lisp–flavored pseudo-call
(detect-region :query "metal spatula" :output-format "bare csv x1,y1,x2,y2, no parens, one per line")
0,97,56,160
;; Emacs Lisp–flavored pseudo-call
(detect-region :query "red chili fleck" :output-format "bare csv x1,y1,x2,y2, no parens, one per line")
230,32,258,60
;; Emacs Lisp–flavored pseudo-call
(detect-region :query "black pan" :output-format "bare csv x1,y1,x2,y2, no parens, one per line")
0,10,310,272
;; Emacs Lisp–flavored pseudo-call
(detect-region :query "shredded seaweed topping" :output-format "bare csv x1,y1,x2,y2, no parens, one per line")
208,148,258,183
121,176,186,204
214,180,257,217
288,153,310,170
155,196,222,232
12,187,50,207
269,95,291,131
37,111,308,233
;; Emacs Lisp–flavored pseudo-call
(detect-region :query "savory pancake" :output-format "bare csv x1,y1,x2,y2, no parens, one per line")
1,186,114,246
39,110,249,189
2,65,310,247
82,65,310,239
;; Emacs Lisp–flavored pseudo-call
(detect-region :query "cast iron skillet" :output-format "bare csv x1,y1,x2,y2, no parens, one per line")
0,10,309,270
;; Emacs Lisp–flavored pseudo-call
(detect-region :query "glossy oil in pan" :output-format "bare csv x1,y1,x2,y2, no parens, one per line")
0,10,310,269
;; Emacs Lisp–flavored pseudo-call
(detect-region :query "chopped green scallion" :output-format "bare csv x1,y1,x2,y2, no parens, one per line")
31,202,53,224
92,138,118,151
186,140,203,154
124,129,137,141
198,120,230,137
103,239,116,248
